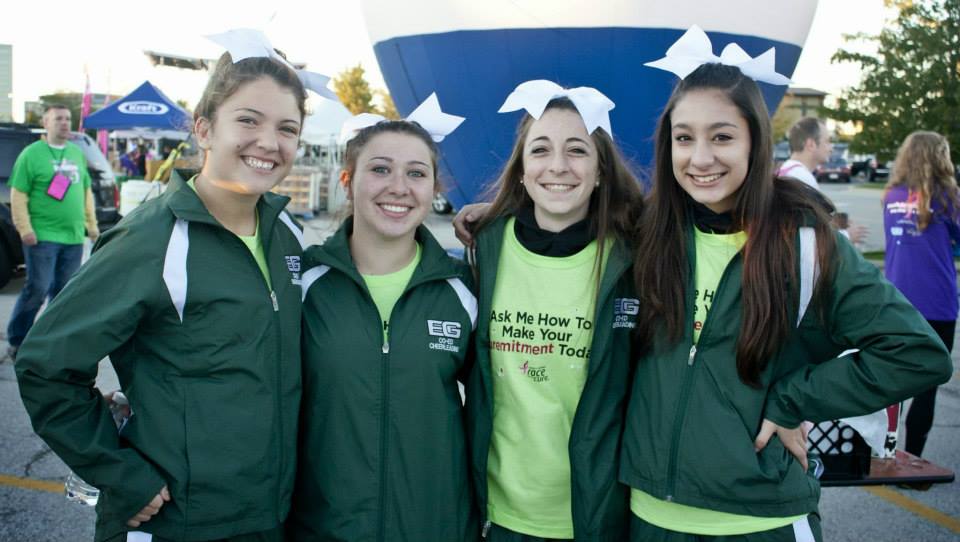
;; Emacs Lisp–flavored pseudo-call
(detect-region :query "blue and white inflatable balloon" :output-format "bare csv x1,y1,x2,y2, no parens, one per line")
361,0,818,208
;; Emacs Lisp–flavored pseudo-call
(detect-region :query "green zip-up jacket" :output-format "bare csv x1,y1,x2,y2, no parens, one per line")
16,170,305,542
464,216,636,541
619,226,954,518
288,218,479,541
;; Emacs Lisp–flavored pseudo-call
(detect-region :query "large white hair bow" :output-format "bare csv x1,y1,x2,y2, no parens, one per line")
644,25,791,85
498,80,615,136
338,93,465,145
206,29,341,102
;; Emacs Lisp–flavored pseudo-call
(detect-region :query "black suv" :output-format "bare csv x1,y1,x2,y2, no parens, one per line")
0,123,120,288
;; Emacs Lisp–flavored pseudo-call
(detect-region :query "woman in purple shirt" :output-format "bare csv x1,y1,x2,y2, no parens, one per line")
883,130,960,458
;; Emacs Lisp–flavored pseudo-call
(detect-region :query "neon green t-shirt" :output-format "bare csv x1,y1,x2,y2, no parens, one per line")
487,218,606,539
188,178,270,286
237,226,270,288
630,227,805,536
361,243,422,342
692,228,746,343
9,140,91,244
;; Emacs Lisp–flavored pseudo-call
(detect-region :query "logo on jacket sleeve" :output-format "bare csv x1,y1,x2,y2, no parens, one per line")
428,319,461,352
286,255,301,285
613,298,638,329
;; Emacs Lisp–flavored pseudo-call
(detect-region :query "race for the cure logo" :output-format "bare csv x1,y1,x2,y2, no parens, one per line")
520,360,549,382
118,101,170,115
428,319,461,339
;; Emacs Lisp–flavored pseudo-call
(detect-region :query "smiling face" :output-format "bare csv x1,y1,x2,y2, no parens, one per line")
348,131,435,244
195,76,301,196
670,89,751,214
521,108,599,231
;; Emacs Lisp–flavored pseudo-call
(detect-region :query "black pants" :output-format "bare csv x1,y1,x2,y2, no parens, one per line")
904,319,956,456
629,513,822,542
103,526,284,542
485,522,572,541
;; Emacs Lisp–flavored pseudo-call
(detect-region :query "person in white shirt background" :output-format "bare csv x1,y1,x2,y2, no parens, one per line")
779,117,830,189
778,116,866,244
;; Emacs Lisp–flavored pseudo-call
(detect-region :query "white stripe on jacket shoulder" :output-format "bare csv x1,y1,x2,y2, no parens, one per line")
446,277,477,330
279,211,306,250
163,219,189,322
301,265,331,301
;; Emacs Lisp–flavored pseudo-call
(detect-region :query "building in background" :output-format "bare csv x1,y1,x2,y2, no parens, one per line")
0,45,12,122
23,101,43,124
772,87,828,141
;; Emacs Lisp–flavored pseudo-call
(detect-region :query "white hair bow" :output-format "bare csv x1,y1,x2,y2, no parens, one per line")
205,29,341,102
498,80,615,136
338,93,465,145
644,25,791,86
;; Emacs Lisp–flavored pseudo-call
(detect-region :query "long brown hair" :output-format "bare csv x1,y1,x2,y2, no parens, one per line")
476,97,642,271
885,131,958,231
633,64,837,387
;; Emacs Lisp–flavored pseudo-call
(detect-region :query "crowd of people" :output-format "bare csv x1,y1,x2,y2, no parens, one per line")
6,25,956,542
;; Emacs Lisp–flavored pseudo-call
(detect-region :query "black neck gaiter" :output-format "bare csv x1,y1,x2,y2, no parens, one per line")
513,204,594,257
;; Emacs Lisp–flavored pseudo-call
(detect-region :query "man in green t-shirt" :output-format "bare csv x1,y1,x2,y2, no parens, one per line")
5,104,98,360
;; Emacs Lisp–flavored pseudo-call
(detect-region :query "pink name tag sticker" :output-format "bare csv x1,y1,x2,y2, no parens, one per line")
46,173,72,201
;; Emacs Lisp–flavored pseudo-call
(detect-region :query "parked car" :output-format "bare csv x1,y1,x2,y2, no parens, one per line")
773,140,790,170
0,123,36,288
0,200,24,289
67,132,120,230
850,154,891,182
815,151,852,183
433,192,453,214
0,123,120,288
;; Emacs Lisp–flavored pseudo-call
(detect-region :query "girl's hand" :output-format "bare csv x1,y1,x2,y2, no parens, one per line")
754,419,809,471
126,485,170,527
452,203,492,246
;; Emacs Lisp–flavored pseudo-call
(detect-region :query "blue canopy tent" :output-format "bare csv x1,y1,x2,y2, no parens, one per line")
83,81,191,132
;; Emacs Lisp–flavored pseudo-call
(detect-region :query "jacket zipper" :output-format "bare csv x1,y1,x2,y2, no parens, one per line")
336,261,455,541
229,232,284,517
664,254,738,501
270,286,282,519
378,330,389,542
373,277,440,540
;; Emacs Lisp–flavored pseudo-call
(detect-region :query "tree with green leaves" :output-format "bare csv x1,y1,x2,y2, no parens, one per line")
332,64,400,118
375,89,400,120
827,0,960,164
333,64,375,115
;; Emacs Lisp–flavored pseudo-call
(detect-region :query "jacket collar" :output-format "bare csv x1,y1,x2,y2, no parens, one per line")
475,213,631,308
165,169,292,245
310,216,463,288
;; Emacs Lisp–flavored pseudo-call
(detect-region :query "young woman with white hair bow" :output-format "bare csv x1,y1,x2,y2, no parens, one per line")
620,26,951,542
463,80,643,541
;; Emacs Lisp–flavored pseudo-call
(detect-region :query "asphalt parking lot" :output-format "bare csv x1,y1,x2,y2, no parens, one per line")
0,200,957,541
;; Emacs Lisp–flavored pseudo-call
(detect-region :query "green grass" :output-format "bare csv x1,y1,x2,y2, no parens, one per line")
855,182,887,190
862,249,960,262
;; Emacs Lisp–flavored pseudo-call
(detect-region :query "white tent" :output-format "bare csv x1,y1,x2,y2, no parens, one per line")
110,129,190,141
301,99,352,145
